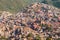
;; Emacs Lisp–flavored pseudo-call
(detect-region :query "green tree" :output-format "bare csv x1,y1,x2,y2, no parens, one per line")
41,0,48,4
53,1,60,8
46,37,51,40
35,35,41,40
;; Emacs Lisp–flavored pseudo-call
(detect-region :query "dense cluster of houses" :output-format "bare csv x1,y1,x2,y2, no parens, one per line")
0,3,60,40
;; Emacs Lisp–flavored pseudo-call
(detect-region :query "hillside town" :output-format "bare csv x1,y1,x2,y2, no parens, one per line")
0,3,60,40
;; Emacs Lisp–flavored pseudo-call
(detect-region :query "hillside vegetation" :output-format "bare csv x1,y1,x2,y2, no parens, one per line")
42,0,60,8
0,0,60,13
0,0,43,13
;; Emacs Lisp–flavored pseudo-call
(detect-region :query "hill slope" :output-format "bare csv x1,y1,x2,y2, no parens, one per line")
0,0,43,13
0,0,60,13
